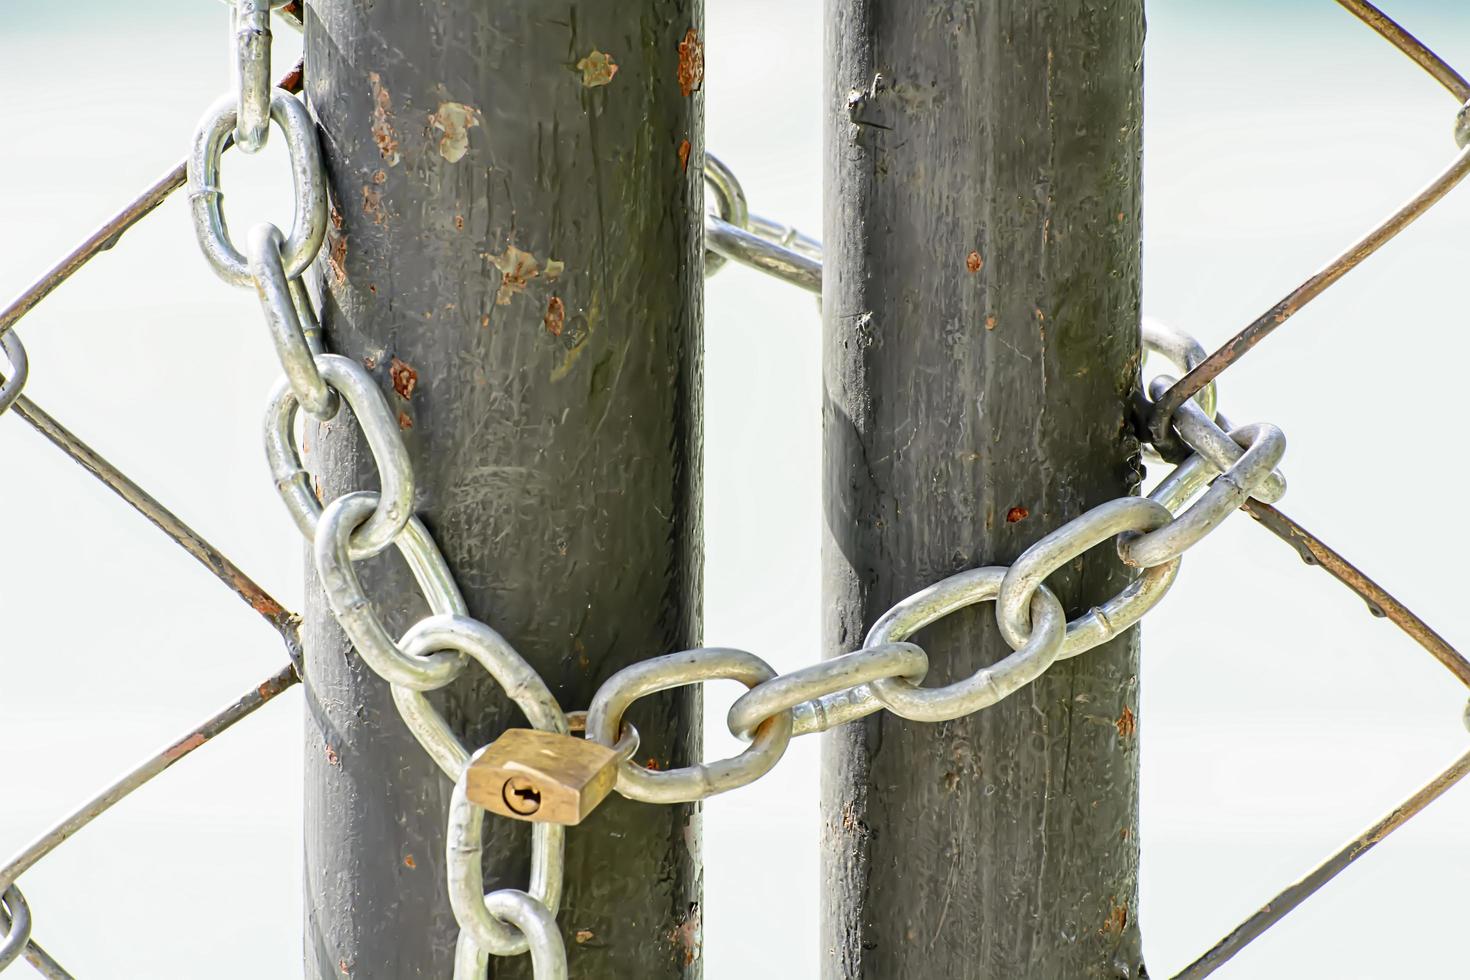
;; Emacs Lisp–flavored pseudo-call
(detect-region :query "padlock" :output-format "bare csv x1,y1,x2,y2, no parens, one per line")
465,728,622,826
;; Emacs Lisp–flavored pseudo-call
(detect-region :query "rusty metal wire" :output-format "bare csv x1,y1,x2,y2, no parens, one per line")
1243,500,1470,690
1149,144,1470,444
0,50,309,980
1151,4,1470,971
1336,0,1470,101
0,664,299,979
1148,0,1470,445
1172,746,1470,980
0,61,302,340
8,394,301,659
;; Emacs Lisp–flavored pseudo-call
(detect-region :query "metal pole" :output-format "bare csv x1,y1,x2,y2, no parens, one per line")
821,2,1146,977
303,2,703,977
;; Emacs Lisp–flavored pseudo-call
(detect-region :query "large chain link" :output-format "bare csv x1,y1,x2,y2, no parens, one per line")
0,309,30,973
176,17,1294,979
0,888,28,974
0,331,26,419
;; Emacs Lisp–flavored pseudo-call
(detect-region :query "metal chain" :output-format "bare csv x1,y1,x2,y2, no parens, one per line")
0,334,33,972
176,15,1292,968
184,77,583,980
0,330,26,419
0,3,1462,978
703,154,822,294
216,95,1284,980
163,7,1470,980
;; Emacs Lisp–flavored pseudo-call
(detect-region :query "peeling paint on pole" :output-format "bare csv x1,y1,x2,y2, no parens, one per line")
429,102,479,162
576,50,619,88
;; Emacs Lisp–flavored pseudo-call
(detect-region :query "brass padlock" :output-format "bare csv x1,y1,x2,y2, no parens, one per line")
466,728,621,826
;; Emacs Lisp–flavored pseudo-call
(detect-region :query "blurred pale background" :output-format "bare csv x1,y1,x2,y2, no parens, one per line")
2,2,1468,977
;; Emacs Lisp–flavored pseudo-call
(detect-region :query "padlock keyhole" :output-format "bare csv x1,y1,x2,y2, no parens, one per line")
502,776,542,815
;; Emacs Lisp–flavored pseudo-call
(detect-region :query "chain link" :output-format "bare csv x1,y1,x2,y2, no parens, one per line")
230,1,275,153
703,154,822,294
187,87,326,286
0,331,26,418
868,571,1068,723
1171,397,1288,503
452,889,569,980
725,641,925,741
1121,419,1286,568
447,756,566,961
0,888,30,972
266,360,415,560
247,223,337,419
587,649,795,803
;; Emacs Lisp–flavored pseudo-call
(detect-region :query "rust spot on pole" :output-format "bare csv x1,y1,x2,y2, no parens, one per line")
1101,901,1128,937
361,185,385,225
545,296,566,337
328,204,348,285
1115,706,1136,739
676,29,704,96
966,250,983,273
367,72,400,165
678,138,692,172
389,358,418,399
1005,506,1029,524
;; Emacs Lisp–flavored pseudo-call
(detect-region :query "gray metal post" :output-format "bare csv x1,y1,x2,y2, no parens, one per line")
821,1,1147,977
302,2,704,977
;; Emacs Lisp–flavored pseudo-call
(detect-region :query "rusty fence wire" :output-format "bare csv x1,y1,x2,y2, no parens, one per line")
1,1,1468,977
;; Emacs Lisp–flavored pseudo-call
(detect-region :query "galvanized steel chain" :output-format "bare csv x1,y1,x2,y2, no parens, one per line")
0,329,33,972
181,14,583,979
703,154,822,294
0,330,26,420
0,2,1464,976
172,14,1292,980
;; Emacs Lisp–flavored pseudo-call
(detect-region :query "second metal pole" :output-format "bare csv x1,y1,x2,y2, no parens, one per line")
822,1,1148,975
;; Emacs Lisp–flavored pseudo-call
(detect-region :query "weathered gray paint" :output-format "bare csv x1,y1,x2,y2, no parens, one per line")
821,2,1147,977
303,2,704,977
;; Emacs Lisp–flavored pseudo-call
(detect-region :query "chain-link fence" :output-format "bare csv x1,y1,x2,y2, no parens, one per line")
1,1,1467,977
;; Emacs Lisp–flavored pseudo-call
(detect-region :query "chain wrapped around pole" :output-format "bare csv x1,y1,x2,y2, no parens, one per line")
0,2,1468,978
